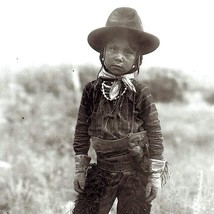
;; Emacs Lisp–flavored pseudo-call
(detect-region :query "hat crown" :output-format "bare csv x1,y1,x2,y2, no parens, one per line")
106,7,144,31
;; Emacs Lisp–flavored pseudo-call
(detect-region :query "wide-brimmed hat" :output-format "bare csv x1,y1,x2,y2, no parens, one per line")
88,7,160,55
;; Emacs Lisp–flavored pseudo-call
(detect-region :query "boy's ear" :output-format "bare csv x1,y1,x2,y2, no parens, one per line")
139,55,143,66
99,52,104,64
134,55,143,68
99,48,106,65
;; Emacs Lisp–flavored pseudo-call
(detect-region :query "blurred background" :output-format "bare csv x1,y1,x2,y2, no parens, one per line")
0,0,214,213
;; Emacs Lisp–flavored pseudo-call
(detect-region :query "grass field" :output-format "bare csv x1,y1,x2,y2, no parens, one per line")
151,101,214,214
0,69,214,214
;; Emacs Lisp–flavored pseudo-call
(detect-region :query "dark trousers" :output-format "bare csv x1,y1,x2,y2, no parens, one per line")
73,165,151,214
98,171,151,214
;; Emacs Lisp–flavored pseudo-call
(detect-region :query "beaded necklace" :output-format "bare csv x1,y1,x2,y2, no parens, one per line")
101,81,127,101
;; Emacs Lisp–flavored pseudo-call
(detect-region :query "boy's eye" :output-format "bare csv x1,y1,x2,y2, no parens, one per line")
108,46,117,51
125,50,133,55
124,48,135,55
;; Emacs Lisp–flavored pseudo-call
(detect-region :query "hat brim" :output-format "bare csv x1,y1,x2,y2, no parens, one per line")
88,26,160,55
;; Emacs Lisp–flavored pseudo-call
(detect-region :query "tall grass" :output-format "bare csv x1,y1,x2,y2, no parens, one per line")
0,65,214,213
151,102,214,214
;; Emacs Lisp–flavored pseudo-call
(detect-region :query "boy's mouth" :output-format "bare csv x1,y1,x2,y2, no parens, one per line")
111,65,123,70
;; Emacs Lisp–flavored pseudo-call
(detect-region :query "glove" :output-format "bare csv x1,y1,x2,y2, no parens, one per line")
145,174,161,203
74,172,86,193
73,154,91,193
146,159,166,203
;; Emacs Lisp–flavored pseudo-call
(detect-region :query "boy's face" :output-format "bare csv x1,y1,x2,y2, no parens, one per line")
104,37,138,76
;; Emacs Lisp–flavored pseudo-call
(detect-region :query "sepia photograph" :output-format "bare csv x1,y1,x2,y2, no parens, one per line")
0,0,213,213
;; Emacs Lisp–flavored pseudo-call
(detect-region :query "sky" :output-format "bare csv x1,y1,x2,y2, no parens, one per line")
0,0,214,84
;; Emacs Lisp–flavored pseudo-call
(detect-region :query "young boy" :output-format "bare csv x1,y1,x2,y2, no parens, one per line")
73,7,168,214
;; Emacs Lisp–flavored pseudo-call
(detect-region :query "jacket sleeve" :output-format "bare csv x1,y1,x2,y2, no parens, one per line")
136,84,164,160
73,82,93,155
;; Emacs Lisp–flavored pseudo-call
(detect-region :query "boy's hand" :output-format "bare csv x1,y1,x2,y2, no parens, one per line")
74,172,86,193
145,176,161,203
145,159,167,202
73,154,91,193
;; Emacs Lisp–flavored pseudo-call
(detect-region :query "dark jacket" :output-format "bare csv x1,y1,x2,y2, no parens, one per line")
73,78,164,160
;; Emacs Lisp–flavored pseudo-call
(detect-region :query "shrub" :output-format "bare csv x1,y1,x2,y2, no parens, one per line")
77,64,98,89
16,64,75,96
5,65,78,154
139,67,187,102
203,92,214,105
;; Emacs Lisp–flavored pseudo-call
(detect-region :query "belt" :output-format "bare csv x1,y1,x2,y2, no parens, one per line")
97,159,133,173
91,131,148,154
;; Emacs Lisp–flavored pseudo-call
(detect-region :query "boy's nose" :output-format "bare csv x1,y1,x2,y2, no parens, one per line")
115,52,123,62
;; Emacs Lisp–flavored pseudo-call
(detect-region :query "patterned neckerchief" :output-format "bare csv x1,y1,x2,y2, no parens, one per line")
98,69,136,100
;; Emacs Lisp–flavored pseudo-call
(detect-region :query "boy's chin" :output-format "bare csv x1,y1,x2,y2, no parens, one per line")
108,68,126,76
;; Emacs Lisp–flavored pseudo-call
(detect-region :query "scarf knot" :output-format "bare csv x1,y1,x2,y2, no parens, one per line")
98,69,136,100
